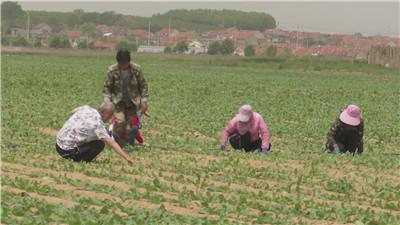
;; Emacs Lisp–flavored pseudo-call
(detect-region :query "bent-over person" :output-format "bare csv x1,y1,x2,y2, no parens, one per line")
56,102,134,164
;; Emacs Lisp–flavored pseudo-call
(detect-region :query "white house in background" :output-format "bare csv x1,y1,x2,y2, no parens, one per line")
137,45,165,53
103,32,113,37
186,41,207,54
10,28,27,37
234,47,245,56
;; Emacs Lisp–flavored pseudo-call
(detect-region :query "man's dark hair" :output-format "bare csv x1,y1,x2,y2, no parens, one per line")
116,50,131,64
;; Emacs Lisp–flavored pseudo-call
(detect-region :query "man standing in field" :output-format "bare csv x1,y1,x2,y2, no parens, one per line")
56,102,134,164
103,50,149,147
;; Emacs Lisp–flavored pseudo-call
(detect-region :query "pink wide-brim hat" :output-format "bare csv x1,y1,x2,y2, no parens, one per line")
339,104,361,126
238,105,253,122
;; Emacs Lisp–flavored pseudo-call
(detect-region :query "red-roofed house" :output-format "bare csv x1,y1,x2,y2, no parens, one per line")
301,32,322,40
96,24,113,34
130,29,155,45
66,31,84,48
293,47,314,57
130,29,148,39
275,43,293,55
30,23,52,42
264,28,290,43
175,31,198,41
200,28,238,43
326,34,355,45
111,35,125,42
159,31,198,46
159,37,178,46
92,40,114,50
157,28,179,38
32,23,52,33
233,30,264,46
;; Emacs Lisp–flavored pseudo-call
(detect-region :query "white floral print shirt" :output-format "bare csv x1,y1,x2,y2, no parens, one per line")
57,105,110,150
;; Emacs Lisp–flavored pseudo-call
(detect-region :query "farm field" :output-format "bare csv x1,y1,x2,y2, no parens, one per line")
1,51,400,225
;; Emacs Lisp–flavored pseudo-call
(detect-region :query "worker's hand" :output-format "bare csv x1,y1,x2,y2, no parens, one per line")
220,145,226,151
140,142,150,147
140,101,148,114
261,148,269,155
126,158,134,165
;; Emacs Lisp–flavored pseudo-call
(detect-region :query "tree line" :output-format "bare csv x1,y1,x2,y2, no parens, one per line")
1,2,276,34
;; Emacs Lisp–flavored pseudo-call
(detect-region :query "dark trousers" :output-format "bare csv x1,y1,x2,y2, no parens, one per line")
326,142,360,154
229,132,270,152
113,101,137,148
56,140,105,162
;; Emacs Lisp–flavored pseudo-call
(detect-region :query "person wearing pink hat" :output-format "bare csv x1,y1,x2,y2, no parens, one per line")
326,104,364,154
220,105,271,154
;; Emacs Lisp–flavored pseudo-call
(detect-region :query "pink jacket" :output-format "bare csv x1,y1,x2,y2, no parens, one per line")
220,112,270,149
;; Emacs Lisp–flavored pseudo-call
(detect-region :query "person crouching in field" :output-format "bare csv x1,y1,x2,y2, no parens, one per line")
220,105,271,154
326,104,364,155
56,102,134,164
109,112,144,145
103,50,149,148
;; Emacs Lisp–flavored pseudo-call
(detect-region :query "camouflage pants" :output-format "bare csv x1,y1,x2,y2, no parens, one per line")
113,101,137,148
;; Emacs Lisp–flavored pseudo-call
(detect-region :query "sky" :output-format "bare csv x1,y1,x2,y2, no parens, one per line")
17,1,400,37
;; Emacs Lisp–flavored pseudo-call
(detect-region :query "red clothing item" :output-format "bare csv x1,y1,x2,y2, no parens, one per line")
131,115,144,143
111,115,144,144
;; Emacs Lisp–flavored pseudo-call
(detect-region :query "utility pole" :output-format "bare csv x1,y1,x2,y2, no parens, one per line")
26,11,30,41
296,25,299,49
147,19,151,46
168,18,171,45
304,30,308,48
233,20,237,47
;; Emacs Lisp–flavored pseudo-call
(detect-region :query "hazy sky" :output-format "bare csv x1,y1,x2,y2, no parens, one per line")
18,1,400,37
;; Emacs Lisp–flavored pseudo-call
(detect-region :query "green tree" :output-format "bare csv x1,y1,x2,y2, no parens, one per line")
98,11,121,26
49,36,61,48
244,44,255,56
116,40,128,50
33,40,42,48
157,9,276,31
1,1,24,21
164,46,172,53
207,41,221,55
174,41,188,54
80,23,97,38
49,35,71,48
115,40,137,52
220,39,234,55
81,12,99,24
11,36,28,46
282,48,293,57
67,9,85,27
1,1,24,34
77,40,87,49
60,35,71,48
266,45,277,57
88,41,95,50
1,35,11,46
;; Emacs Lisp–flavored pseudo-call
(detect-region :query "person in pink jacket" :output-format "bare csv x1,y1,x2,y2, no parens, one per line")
220,105,271,154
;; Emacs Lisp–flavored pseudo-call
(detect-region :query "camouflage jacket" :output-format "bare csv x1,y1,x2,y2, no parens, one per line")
326,117,364,152
103,63,149,108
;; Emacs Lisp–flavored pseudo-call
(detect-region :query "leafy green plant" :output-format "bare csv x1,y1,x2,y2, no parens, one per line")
2,51,400,224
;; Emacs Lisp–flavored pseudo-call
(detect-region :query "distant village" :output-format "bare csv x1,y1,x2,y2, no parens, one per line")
7,22,400,62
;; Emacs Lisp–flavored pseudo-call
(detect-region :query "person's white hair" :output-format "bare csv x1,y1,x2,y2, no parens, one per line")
99,101,115,114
